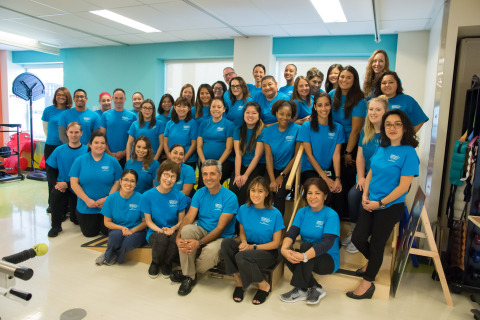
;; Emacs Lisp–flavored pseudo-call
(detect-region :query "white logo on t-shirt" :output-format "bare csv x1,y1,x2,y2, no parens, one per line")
101,166,110,171
260,217,271,226
391,105,401,110
183,125,190,130
285,135,294,142
169,200,178,207
315,220,324,228
217,127,225,132
129,204,138,210
122,116,129,121
215,203,222,211
388,154,400,162
84,117,91,122
328,132,336,139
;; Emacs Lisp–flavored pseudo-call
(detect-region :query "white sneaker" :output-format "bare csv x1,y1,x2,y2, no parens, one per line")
306,286,326,305
280,287,308,303
341,231,353,246
346,242,359,253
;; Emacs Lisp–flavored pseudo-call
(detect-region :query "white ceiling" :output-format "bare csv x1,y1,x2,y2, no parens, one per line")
0,0,444,50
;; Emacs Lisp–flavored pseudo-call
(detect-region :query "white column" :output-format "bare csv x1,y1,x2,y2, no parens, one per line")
233,36,276,84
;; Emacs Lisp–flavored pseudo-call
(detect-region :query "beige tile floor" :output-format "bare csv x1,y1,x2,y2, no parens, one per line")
0,179,476,319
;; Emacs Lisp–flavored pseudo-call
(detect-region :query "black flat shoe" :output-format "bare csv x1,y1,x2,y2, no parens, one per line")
233,287,244,302
252,289,270,305
355,268,366,277
346,283,375,300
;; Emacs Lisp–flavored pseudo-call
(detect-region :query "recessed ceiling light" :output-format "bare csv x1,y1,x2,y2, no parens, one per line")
310,0,347,23
90,10,161,33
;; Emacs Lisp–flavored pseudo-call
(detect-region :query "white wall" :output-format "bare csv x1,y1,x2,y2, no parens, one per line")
233,36,276,85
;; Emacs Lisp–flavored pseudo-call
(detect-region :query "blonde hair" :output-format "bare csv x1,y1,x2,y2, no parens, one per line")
363,49,390,97
363,95,389,144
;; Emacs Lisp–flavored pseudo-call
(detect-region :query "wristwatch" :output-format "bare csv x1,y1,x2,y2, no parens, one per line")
344,150,352,155
280,172,286,178
253,244,257,250
379,200,386,209
303,253,308,263
198,239,206,249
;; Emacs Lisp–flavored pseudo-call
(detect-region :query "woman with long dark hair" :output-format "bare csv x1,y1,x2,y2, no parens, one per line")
125,136,159,194
291,76,312,125
227,76,253,127
325,64,343,93
194,83,214,127
156,93,174,124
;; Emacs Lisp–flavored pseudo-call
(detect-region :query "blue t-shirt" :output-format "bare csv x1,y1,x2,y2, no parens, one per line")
369,145,419,208
164,119,198,163
156,114,170,125
233,127,265,166
262,122,300,170
237,204,284,245
292,206,340,272
359,130,380,173
388,94,429,127
100,109,137,153
58,108,101,145
247,84,261,98
140,187,189,241
101,191,143,229
279,85,294,99
69,153,122,214
127,120,165,154
253,91,289,124
46,143,88,183
191,186,239,238
198,117,234,160
42,105,68,145
195,106,211,128
95,110,104,117
226,97,253,128
329,90,367,141
125,159,159,194
297,121,345,172
293,99,312,120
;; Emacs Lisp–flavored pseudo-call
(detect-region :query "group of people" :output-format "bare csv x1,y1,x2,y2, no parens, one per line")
41,48,426,304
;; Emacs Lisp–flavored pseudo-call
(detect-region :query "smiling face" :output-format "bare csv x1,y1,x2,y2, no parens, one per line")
202,165,221,190
120,173,137,194
210,99,225,119
338,70,354,93
253,66,265,84
230,79,243,99
244,106,260,127
169,146,185,164
306,184,326,210
99,94,111,112
308,76,322,95
367,100,386,126
261,78,278,99
249,183,267,207
174,103,189,119
141,102,154,120
162,97,173,112
113,91,125,109
276,106,292,128
284,64,297,82
384,114,404,145
160,170,177,190
66,124,82,144
181,87,194,104
380,74,398,98
55,90,67,106
223,68,237,85
199,88,211,106
297,78,310,99
73,91,88,109
132,93,143,112
372,52,386,75
135,139,148,160
328,67,340,84
213,83,224,98
91,136,106,155
314,96,331,122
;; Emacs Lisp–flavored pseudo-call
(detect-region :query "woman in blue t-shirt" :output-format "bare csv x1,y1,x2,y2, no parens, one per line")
348,109,419,300
330,65,366,219
163,97,198,169
141,160,189,279
230,102,266,206
253,76,289,125
126,99,164,161
42,87,73,210
197,98,234,188
227,77,253,127
125,136,159,194
306,67,324,97
96,169,147,266
194,84,214,127
325,64,342,93
375,71,429,133
166,144,196,197
263,100,301,216
221,177,284,305
280,177,340,305
291,76,312,125
363,49,390,98
156,93,174,125
70,130,122,237
278,64,297,99
344,95,388,254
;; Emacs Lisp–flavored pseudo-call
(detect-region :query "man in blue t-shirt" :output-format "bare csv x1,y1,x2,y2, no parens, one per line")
172,159,239,296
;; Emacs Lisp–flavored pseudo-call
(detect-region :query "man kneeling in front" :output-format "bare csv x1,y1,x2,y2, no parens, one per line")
172,159,239,296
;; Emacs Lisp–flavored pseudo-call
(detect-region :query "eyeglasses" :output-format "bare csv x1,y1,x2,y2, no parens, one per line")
142,107,153,110
162,173,177,181
231,85,241,90
121,178,136,184
385,122,403,129
213,87,223,91
74,95,86,99
223,71,235,79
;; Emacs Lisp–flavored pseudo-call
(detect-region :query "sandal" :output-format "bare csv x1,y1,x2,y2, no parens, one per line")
233,287,244,302
252,289,270,305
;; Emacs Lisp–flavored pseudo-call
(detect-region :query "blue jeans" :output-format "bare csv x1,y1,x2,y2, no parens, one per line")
105,229,146,264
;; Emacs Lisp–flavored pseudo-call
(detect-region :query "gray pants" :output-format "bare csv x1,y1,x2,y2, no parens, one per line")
179,224,223,278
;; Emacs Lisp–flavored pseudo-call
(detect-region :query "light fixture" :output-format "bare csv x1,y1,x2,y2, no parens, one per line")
90,10,161,33
310,0,347,23
0,31,60,55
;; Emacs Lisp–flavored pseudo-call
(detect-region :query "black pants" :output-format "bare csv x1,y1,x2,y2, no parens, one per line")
221,238,278,290
44,143,60,206
197,160,234,189
351,202,404,282
50,188,77,228
149,231,178,266
118,157,126,170
186,162,197,171
284,242,335,289
229,163,266,206
76,210,108,237
334,143,358,219
266,168,290,216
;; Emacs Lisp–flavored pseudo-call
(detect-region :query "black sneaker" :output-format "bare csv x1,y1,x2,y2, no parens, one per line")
170,270,186,283
148,263,160,279
162,263,172,278
48,227,62,237
178,276,196,296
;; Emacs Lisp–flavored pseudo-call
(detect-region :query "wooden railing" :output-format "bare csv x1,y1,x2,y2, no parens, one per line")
285,144,304,230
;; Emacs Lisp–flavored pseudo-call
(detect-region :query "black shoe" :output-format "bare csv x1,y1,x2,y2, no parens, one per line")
355,268,366,277
170,270,186,283
70,217,79,225
148,263,160,279
48,227,62,237
162,263,172,278
178,276,196,296
346,283,375,300
46,206,51,213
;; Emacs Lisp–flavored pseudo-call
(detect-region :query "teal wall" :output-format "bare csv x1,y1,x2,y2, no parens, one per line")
12,35,397,106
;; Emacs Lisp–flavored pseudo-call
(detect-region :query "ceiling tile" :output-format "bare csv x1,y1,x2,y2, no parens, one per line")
235,25,289,37
41,13,126,36
0,7,26,19
77,36,123,46
28,0,100,13
83,0,145,9
75,11,147,34
379,19,430,33
168,30,216,41
341,0,374,21
201,27,239,39
103,34,155,44
279,23,331,37
0,0,64,16
325,21,374,35
10,17,87,37
136,31,182,42
377,0,437,20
